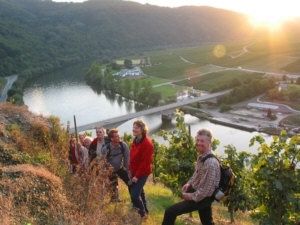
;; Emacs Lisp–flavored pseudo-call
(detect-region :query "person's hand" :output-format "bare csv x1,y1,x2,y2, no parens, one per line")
182,183,190,192
182,193,193,201
132,177,138,183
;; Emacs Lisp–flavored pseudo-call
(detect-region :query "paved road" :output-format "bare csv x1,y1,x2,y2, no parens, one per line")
71,89,231,132
256,96,300,114
0,75,18,102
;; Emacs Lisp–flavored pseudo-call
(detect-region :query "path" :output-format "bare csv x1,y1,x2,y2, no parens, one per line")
0,75,18,102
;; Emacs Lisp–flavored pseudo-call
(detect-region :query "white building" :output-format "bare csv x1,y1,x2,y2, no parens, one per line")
113,67,144,78
247,103,279,111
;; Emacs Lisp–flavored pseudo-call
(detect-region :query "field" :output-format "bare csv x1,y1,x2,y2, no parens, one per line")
125,39,300,102
175,70,263,92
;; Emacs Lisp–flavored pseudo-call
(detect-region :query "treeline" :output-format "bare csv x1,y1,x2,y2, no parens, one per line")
85,63,161,106
0,0,253,78
218,77,276,105
267,83,300,102
155,110,300,224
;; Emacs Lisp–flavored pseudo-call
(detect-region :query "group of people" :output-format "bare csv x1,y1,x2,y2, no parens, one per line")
68,120,153,218
69,120,221,225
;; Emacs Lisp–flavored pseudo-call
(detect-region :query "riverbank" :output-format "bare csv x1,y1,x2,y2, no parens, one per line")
182,106,258,132
0,75,18,102
182,105,298,136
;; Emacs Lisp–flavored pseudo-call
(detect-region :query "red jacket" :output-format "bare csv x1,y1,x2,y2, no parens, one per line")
129,136,154,179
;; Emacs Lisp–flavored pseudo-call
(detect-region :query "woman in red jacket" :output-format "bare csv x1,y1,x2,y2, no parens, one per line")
129,120,154,218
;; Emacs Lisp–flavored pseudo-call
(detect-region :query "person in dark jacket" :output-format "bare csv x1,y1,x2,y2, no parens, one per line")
129,120,154,218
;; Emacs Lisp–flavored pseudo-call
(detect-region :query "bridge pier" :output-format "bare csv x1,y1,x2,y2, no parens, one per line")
161,110,174,123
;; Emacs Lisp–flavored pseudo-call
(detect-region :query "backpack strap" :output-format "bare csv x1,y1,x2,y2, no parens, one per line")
106,142,125,160
201,153,219,163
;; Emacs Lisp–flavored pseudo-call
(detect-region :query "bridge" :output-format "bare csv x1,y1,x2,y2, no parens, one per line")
71,90,230,132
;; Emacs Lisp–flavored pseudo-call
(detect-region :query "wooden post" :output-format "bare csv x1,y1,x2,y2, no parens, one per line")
74,115,78,143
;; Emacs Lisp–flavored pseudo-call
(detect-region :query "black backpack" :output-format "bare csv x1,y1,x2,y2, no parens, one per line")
201,154,235,201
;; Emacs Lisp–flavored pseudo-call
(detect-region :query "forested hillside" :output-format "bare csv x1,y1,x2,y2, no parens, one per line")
0,0,252,77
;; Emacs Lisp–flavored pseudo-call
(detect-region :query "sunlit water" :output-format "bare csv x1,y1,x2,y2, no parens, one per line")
23,64,271,154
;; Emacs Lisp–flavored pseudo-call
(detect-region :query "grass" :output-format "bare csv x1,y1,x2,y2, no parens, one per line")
239,54,298,72
141,76,171,85
153,84,186,100
117,180,256,225
175,70,263,92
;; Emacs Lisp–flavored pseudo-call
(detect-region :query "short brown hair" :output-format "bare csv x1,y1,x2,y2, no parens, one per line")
197,129,212,142
133,120,148,137
108,128,118,140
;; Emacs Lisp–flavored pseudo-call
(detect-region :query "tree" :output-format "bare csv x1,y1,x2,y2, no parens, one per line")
156,110,197,195
221,145,256,222
124,59,133,69
249,132,300,224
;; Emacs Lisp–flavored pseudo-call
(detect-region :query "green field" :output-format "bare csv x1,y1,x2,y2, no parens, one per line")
140,75,171,85
175,70,263,92
142,39,300,82
153,84,186,101
127,39,300,101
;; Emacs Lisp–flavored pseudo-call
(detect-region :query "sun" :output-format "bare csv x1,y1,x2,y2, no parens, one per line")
249,13,288,30
246,2,298,30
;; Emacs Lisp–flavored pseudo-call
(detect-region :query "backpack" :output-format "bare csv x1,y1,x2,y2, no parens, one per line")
201,154,235,201
105,142,126,168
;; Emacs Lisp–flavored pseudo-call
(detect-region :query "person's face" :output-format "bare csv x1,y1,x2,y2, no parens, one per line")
96,129,104,140
111,132,120,144
195,135,211,154
79,134,85,143
132,124,142,137
83,139,91,148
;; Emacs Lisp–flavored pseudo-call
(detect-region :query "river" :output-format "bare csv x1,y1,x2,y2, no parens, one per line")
23,64,271,154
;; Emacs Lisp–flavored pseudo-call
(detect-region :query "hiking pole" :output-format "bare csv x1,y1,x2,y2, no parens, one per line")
74,115,78,144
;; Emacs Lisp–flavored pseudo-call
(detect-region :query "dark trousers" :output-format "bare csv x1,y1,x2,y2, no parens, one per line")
109,168,131,200
162,197,214,225
130,176,148,216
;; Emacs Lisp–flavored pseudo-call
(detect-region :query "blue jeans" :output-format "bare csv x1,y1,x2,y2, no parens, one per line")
130,176,148,216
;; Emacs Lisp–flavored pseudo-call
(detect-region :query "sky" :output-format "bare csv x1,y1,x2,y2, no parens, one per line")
53,0,300,28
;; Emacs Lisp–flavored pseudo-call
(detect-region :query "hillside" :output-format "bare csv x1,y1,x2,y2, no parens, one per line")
0,0,252,77
0,103,257,225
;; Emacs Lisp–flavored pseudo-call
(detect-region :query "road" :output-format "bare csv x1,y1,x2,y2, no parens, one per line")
0,75,18,102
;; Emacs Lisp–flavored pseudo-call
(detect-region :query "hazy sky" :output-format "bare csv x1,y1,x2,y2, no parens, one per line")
53,0,300,27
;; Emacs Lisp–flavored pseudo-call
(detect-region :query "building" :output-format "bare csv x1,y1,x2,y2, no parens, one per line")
247,103,279,111
113,67,144,78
